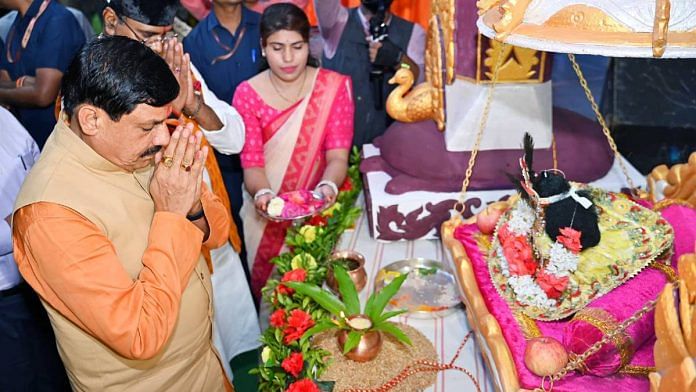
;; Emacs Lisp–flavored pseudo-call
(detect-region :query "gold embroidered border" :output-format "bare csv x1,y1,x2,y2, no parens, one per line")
649,261,678,283
515,311,542,339
620,365,655,377
653,198,695,212
572,308,635,369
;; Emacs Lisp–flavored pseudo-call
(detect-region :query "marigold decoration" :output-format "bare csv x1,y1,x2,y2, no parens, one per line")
286,379,320,392
261,346,273,364
322,202,342,217
291,253,317,270
307,214,328,227
339,177,353,192
270,309,287,328
281,352,305,378
252,149,363,391
298,225,318,243
283,309,315,344
277,269,308,296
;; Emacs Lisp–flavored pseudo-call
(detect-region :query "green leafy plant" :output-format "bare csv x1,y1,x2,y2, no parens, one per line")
287,264,412,354
253,151,364,392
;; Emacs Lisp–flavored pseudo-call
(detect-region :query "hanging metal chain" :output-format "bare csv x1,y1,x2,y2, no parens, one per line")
454,43,508,215
567,54,638,192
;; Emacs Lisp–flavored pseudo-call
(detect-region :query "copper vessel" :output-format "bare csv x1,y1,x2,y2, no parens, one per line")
336,328,383,362
327,250,367,294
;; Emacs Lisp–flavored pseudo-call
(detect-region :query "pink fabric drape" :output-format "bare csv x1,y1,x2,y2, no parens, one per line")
453,204,696,391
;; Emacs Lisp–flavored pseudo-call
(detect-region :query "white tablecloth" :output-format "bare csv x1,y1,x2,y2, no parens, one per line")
335,196,494,392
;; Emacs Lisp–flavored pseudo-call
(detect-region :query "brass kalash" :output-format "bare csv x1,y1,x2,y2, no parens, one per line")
388,0,696,390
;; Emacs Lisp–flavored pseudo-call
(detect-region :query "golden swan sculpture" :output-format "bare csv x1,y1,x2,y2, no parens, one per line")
386,14,445,130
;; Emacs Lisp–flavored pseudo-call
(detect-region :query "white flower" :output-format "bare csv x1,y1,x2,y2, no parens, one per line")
546,242,580,277
507,202,535,236
266,197,285,217
508,275,555,309
495,245,511,277
260,346,272,363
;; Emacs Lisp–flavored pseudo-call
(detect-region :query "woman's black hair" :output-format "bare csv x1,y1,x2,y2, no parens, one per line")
62,35,179,121
258,3,319,71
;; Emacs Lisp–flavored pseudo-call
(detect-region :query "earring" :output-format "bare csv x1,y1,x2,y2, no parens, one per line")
261,51,266,57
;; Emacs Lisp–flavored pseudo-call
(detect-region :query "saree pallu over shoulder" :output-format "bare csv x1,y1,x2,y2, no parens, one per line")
242,69,350,298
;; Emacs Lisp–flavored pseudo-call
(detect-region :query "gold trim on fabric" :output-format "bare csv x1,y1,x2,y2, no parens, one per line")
573,308,635,369
515,312,542,339
620,365,655,377
653,198,695,212
543,5,631,32
649,261,679,283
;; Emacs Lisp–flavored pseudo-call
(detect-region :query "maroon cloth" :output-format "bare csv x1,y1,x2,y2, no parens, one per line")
360,107,615,194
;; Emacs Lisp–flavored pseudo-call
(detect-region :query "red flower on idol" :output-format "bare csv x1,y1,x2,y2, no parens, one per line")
536,271,569,299
286,378,319,392
281,352,304,378
502,235,536,276
277,269,308,296
270,309,286,328
557,227,582,253
283,309,314,344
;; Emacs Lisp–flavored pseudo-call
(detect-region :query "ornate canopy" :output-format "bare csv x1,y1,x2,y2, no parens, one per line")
477,0,696,58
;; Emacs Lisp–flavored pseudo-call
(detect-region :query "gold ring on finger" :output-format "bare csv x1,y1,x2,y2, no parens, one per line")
181,163,192,172
162,156,174,168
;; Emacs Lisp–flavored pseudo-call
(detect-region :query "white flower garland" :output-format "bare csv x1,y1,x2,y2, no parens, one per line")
507,202,535,235
497,201,581,308
508,275,556,309
546,242,580,277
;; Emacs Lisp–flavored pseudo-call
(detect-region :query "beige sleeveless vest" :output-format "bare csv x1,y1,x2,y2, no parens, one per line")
14,121,225,391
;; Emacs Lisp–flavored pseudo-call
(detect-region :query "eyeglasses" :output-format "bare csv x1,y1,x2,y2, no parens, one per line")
118,16,178,48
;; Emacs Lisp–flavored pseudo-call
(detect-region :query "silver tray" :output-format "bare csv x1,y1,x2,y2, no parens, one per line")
374,258,462,319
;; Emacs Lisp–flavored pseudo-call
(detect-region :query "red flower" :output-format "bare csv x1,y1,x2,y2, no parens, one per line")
307,214,328,227
536,271,569,299
557,227,582,253
282,269,307,283
277,269,308,296
339,177,353,192
286,379,319,392
498,224,513,244
281,352,304,378
283,309,315,344
502,235,537,276
270,309,286,328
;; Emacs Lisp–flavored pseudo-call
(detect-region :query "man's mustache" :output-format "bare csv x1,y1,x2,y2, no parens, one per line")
140,145,162,158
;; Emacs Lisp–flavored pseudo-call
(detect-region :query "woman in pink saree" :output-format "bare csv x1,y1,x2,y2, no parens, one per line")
233,3,354,298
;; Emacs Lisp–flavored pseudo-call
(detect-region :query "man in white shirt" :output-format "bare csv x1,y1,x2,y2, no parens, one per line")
100,0,260,381
0,106,70,390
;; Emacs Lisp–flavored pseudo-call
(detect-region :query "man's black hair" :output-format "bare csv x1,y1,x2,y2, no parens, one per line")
106,0,179,27
62,35,179,121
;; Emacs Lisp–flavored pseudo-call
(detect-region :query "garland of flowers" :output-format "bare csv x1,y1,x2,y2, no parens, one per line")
252,148,363,392
496,200,583,310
